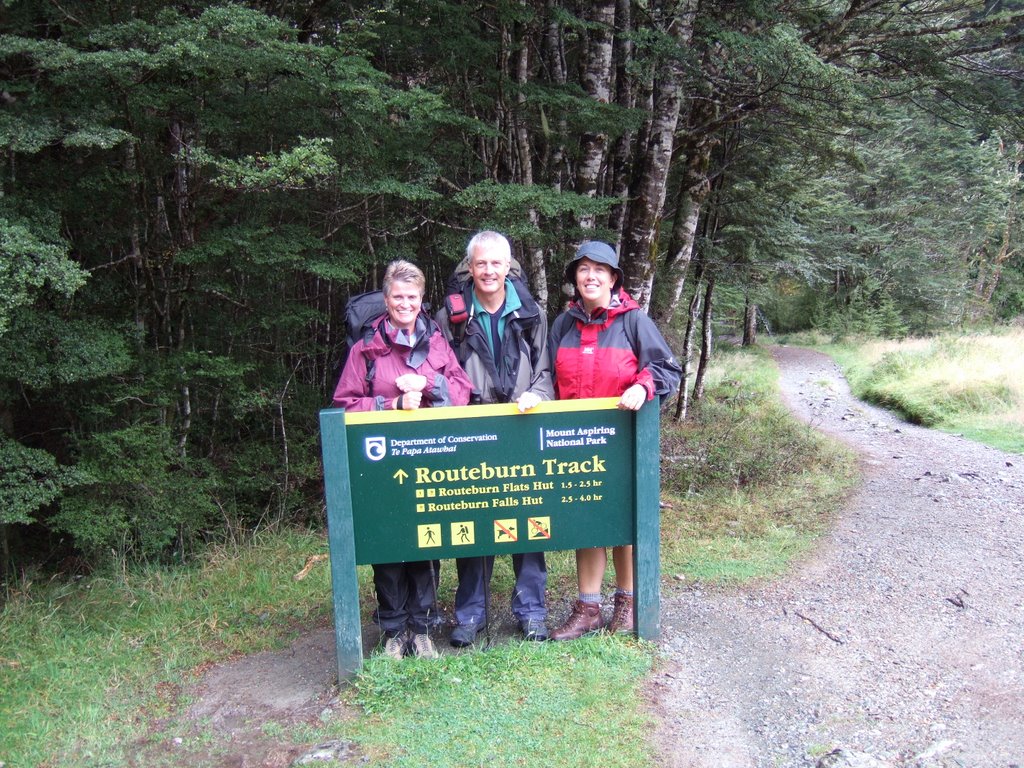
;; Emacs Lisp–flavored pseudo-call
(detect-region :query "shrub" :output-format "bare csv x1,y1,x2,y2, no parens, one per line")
51,425,220,564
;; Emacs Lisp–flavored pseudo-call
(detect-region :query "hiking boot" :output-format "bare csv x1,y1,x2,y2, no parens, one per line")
549,600,602,641
521,619,548,642
410,632,439,659
607,593,634,634
450,622,484,648
381,630,407,659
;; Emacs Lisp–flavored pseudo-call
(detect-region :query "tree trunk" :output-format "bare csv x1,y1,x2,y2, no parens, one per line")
972,141,1020,319
508,10,548,308
167,119,197,457
0,372,29,574
743,298,757,346
535,0,572,312
605,0,634,238
576,0,616,231
970,211,1016,322
618,1,696,311
652,140,712,324
1,524,9,579
541,0,568,194
692,275,715,404
674,260,705,422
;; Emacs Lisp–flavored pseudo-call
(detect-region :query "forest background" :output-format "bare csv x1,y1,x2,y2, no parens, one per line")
2,0,1023,575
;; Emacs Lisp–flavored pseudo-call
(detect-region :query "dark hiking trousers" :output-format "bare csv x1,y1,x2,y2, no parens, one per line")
453,551,546,627
372,560,439,635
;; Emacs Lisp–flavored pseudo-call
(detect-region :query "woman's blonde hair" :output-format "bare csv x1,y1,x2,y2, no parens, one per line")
383,259,426,297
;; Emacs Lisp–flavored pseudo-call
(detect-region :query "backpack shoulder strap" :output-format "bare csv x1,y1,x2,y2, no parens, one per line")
624,307,640,355
360,318,392,398
444,286,474,363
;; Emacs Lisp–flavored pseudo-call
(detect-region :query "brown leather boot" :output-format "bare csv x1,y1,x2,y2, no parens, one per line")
550,600,603,641
607,592,634,634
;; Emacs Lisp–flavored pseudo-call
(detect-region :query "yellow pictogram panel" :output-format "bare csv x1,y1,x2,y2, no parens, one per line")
493,518,518,543
451,521,475,545
527,516,552,540
417,524,442,548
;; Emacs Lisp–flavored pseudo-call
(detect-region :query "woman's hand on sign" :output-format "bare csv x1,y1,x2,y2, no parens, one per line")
394,390,423,410
617,383,647,411
395,373,427,393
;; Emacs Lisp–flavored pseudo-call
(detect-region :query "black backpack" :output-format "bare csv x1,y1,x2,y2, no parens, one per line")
345,290,386,350
341,290,439,396
342,290,388,396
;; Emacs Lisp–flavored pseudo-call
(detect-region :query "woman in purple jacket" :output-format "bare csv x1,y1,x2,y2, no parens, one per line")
332,260,473,659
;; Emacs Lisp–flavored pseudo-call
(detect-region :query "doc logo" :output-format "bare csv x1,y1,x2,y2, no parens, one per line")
364,436,387,462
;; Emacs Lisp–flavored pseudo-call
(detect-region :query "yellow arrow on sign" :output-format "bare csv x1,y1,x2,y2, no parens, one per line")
393,469,408,484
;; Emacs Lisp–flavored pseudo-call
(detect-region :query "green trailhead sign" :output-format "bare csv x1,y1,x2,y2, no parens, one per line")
319,397,662,680
348,400,632,560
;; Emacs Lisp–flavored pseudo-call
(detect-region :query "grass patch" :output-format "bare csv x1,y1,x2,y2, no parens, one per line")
660,345,858,584
2,344,860,766
336,637,653,767
0,529,335,767
794,328,1024,453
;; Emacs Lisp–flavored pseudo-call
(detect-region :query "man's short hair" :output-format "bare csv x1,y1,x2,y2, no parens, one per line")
466,230,512,265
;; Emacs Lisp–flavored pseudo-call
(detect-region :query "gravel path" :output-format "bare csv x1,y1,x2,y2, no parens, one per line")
649,345,1024,768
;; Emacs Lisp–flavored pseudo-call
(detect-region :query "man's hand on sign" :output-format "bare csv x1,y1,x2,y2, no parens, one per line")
516,391,542,413
395,373,427,393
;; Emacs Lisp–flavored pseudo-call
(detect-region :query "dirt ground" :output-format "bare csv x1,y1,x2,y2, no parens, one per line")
647,346,1024,768
149,346,1023,768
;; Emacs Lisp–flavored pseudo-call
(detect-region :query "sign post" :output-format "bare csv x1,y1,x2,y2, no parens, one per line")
319,397,660,681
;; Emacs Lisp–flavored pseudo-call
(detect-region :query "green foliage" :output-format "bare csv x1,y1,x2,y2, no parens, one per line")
0,308,132,389
52,426,220,561
196,138,339,192
0,1,456,567
711,67,1020,339
0,112,61,152
0,214,87,337
991,262,1024,322
453,180,611,237
0,436,82,526
759,281,822,335
811,277,910,340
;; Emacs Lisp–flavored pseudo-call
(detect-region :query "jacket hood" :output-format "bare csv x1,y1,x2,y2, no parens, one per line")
365,312,437,368
567,288,639,324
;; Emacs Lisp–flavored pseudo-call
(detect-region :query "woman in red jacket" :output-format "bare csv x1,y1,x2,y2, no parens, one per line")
332,260,473,659
548,242,681,640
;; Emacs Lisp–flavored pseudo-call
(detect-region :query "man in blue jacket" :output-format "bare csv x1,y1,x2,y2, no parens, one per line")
435,230,554,645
